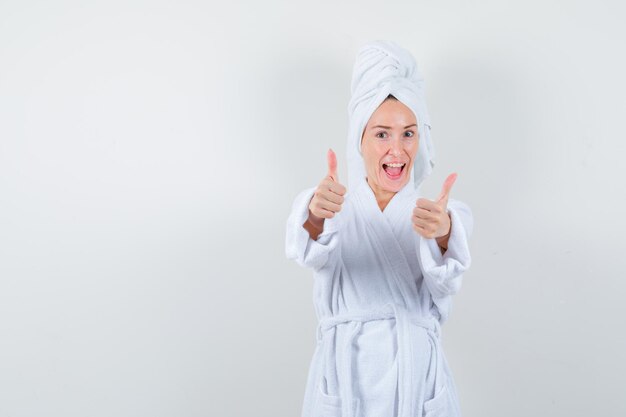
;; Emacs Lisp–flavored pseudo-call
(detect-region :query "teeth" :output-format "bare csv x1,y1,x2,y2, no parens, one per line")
385,163,405,168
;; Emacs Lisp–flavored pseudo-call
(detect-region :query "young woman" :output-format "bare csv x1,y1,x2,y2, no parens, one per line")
286,40,473,417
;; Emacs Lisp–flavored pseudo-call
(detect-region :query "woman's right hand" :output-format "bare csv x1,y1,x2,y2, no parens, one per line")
305,149,347,238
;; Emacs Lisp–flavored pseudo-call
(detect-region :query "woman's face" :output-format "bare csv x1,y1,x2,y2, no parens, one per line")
360,98,419,195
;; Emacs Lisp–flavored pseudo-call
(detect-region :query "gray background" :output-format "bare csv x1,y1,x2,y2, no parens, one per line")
1,1,625,416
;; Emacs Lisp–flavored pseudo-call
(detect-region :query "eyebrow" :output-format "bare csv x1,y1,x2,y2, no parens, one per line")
370,124,417,129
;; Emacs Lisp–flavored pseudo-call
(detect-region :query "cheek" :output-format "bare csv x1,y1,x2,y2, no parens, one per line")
364,147,383,168
367,157,380,173
407,141,418,157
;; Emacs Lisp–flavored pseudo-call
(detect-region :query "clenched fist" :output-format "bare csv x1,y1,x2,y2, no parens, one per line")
304,148,347,240
412,173,457,250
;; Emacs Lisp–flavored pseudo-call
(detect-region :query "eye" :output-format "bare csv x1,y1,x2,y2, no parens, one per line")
375,131,388,139
404,130,415,138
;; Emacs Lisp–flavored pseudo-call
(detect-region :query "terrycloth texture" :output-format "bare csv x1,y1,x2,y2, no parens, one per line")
285,40,473,417
285,180,472,417
347,40,435,192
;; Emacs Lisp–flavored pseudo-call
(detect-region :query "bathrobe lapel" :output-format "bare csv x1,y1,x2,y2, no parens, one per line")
352,178,417,304
351,178,433,417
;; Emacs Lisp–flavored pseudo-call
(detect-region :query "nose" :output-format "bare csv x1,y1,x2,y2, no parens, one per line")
389,136,402,156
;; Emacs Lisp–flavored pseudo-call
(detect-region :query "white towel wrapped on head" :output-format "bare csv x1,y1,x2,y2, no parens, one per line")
346,40,436,192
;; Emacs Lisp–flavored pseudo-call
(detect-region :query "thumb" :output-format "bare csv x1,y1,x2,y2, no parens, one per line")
327,148,338,182
436,172,457,205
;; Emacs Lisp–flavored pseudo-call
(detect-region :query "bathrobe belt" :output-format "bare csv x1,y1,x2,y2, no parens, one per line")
316,303,442,417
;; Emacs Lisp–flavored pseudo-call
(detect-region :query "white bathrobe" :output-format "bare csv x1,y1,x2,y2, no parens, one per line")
286,175,472,417
286,40,473,417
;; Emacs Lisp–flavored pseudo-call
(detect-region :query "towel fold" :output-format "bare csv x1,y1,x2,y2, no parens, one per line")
346,40,436,191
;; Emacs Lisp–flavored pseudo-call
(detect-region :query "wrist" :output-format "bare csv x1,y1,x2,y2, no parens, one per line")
436,236,448,248
306,210,324,231
436,214,451,250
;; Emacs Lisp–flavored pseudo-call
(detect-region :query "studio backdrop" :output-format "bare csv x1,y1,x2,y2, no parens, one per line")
0,1,624,416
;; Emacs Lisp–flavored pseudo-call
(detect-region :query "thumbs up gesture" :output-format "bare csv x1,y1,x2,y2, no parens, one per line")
305,149,347,238
412,173,457,247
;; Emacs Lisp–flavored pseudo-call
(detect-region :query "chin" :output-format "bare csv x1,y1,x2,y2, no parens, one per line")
387,182,407,192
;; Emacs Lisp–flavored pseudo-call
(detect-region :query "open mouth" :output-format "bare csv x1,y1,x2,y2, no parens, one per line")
382,162,406,180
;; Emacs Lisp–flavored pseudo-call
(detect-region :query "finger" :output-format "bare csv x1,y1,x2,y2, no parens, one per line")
412,216,434,230
320,200,342,213
436,172,457,203
327,148,338,182
416,197,443,213
321,178,347,196
320,188,344,205
330,182,347,196
412,223,431,237
413,206,438,221
414,223,436,238
313,207,336,219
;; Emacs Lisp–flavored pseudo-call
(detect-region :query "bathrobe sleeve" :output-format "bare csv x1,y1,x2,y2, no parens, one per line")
417,198,473,322
285,186,340,272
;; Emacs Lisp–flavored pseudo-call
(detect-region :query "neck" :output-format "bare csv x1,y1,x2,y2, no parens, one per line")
366,177,396,212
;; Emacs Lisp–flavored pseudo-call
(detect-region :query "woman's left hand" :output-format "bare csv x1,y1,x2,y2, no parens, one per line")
412,173,457,246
